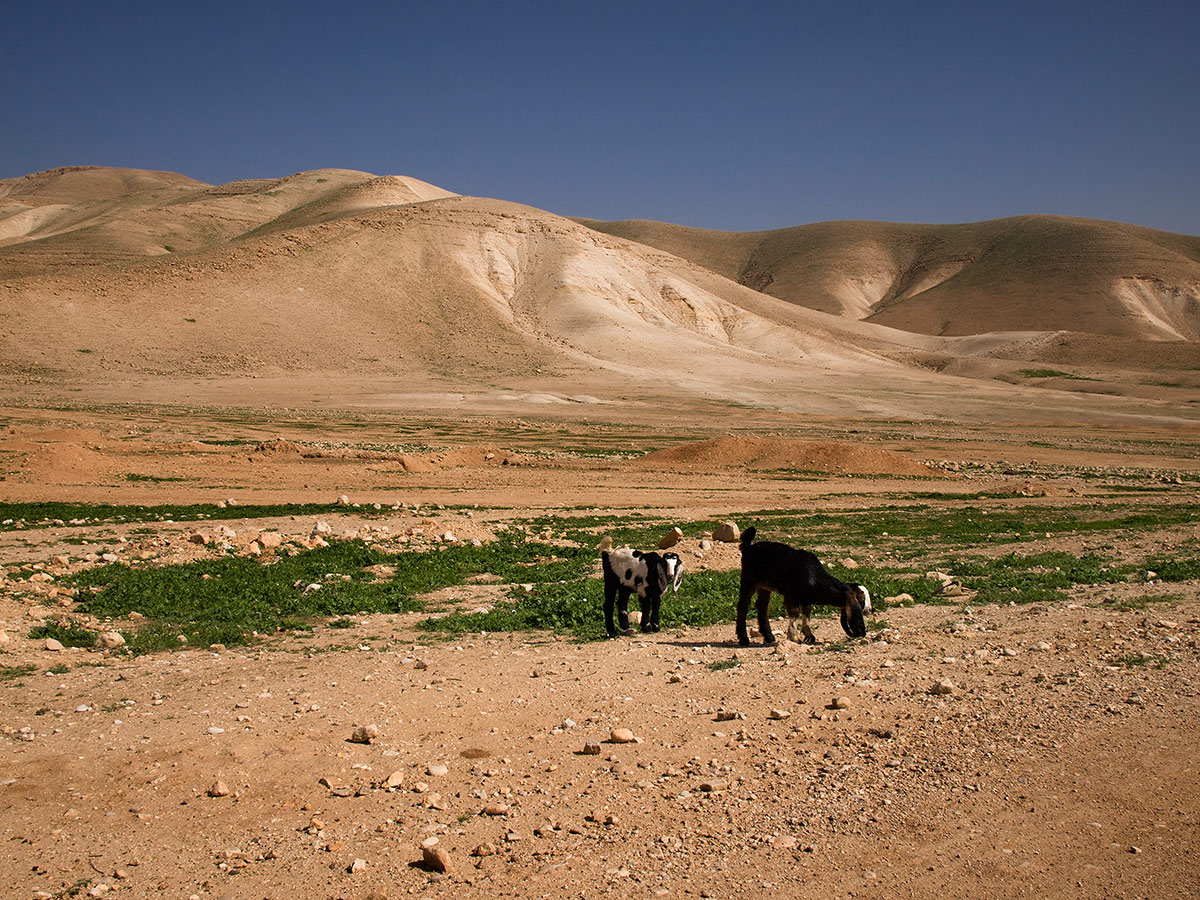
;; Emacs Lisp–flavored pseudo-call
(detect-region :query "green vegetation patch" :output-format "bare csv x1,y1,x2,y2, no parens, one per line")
1,663,38,682
707,657,742,671
1018,369,1097,381
39,501,1200,653
0,500,394,531
66,530,595,653
28,620,95,648
72,540,421,652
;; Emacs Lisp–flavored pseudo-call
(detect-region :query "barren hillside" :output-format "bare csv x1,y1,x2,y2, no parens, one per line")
577,216,1200,341
3,167,1199,424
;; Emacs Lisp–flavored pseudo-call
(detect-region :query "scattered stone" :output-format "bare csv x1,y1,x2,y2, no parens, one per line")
258,531,283,549
44,638,64,652
767,708,792,720
348,857,367,874
95,630,125,650
699,779,728,792
667,673,684,684
715,710,746,722
472,842,498,857
349,724,380,744
207,780,231,798
188,532,209,545
609,728,636,744
481,803,509,816
426,764,448,777
929,678,956,695
384,771,405,789
829,697,852,710
1030,641,1053,652
422,846,452,874
713,521,740,543
581,739,602,755
657,527,683,549
840,558,859,569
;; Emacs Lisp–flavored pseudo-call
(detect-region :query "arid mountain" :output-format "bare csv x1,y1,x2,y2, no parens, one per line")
576,216,1200,341
2,167,1198,424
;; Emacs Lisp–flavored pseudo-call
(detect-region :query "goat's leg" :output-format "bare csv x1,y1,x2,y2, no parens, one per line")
736,580,755,646
603,578,619,637
785,600,801,643
756,588,776,645
640,590,660,633
616,587,633,635
800,604,816,644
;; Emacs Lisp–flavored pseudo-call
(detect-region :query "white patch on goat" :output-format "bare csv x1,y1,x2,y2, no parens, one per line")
857,585,872,613
608,548,652,595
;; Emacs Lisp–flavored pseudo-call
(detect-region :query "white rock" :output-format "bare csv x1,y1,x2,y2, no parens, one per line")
929,678,956,695
95,631,125,650
44,638,64,652
713,521,740,543
426,764,449,777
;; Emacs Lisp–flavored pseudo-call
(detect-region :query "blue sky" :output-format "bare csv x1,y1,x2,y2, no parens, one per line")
4,1,1197,233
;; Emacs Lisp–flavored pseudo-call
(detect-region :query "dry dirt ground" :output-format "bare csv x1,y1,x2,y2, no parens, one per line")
1,405,1199,900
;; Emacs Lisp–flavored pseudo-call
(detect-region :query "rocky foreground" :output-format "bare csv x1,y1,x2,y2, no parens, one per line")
3,587,1198,900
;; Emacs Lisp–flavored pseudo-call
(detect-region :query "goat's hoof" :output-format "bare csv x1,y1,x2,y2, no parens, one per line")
803,635,817,645
762,637,777,646
737,638,751,648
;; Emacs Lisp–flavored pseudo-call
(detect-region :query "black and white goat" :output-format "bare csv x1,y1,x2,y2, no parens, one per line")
600,547,683,637
736,526,871,647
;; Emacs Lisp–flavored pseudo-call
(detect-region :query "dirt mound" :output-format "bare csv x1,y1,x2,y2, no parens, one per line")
636,436,940,476
251,439,307,458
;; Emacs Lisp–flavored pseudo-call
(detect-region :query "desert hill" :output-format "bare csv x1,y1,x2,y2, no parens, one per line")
2,168,944,412
576,216,1200,342
2,166,1198,424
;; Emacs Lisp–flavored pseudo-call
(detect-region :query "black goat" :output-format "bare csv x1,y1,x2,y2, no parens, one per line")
736,526,871,647
601,547,683,637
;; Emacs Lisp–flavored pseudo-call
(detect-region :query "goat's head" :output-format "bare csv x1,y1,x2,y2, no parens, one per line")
660,552,684,593
839,583,870,638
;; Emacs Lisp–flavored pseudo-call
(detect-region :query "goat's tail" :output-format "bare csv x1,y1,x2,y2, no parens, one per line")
740,526,756,551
